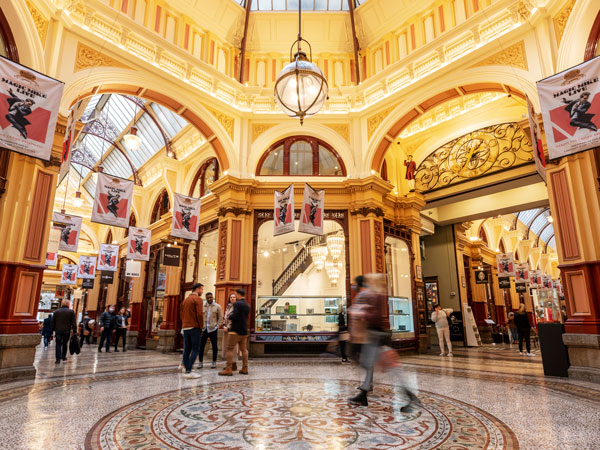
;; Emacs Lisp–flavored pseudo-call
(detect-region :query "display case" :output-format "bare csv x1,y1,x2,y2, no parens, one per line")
388,297,414,334
254,296,345,342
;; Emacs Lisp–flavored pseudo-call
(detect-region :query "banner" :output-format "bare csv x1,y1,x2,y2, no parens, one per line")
78,255,97,279
125,260,141,278
52,212,83,253
171,193,201,240
496,253,515,277
298,184,324,235
127,227,151,261
91,173,133,228
61,263,78,285
97,244,119,272
542,275,553,289
0,56,64,160
514,263,530,283
274,184,294,236
530,270,542,288
537,55,600,159
526,96,546,182
45,227,61,267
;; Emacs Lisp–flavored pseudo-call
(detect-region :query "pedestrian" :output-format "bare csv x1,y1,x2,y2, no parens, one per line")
348,276,368,361
114,307,129,352
431,304,453,357
51,300,77,364
79,314,93,347
515,303,533,356
222,293,239,371
338,309,350,364
219,288,250,376
198,292,223,369
180,283,204,378
98,305,116,353
507,312,518,344
41,314,53,349
349,274,388,407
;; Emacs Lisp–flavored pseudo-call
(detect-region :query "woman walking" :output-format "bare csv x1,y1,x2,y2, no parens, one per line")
514,304,533,356
114,307,129,352
222,293,239,371
338,309,350,364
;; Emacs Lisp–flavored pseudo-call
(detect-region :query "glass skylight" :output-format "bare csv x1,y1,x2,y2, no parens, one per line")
513,208,554,249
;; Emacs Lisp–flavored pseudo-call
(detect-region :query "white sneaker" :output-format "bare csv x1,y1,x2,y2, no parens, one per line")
447,353,454,357
211,362,216,369
198,362,203,369
527,353,534,357
519,352,523,355
439,353,445,356
183,372,199,378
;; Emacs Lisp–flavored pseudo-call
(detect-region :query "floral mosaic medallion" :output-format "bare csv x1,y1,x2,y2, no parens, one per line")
86,379,518,450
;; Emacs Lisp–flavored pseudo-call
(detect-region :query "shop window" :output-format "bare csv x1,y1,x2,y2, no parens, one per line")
384,236,415,335
190,158,219,198
150,189,170,223
257,137,346,176
196,229,218,293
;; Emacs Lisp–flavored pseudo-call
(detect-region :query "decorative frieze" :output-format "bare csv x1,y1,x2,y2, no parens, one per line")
553,0,576,45
25,0,48,46
470,41,527,71
252,123,276,143
74,43,130,72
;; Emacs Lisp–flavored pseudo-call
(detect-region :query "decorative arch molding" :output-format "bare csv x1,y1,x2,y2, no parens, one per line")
0,1,45,70
188,157,220,197
60,71,233,171
182,150,219,197
150,188,171,224
249,122,354,177
80,222,100,251
556,1,600,71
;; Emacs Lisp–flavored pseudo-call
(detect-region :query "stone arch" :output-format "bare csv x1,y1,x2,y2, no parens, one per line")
60,70,233,172
556,1,600,71
182,149,219,197
149,188,171,224
0,1,45,70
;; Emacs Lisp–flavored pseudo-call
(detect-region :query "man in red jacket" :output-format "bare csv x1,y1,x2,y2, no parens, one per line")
180,283,204,378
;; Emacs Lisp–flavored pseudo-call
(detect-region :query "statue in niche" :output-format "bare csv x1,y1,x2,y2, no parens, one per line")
404,154,417,191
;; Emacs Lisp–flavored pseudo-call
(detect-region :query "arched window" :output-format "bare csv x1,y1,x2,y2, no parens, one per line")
189,158,219,198
0,8,18,60
105,230,113,244
478,226,488,246
499,238,506,254
124,213,137,238
257,136,346,176
381,159,389,182
514,250,520,262
151,189,170,223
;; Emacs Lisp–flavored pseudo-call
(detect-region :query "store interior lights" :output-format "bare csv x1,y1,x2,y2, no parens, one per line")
310,245,328,272
325,260,342,286
326,233,344,261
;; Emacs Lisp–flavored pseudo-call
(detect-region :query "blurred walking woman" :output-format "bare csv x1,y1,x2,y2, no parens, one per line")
222,293,239,371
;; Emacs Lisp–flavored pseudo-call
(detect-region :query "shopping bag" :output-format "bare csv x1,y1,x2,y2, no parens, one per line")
69,334,81,355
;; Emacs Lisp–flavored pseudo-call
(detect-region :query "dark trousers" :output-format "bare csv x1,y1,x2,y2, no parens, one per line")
340,340,348,360
79,333,91,347
98,328,113,352
115,328,127,350
43,333,51,347
517,327,531,353
199,329,218,362
182,328,201,372
55,332,70,361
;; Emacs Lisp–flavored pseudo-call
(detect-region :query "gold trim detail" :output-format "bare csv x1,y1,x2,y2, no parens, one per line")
367,106,395,140
553,0,576,46
74,43,130,73
252,123,276,143
207,107,234,141
471,41,528,71
324,124,349,142
25,0,49,47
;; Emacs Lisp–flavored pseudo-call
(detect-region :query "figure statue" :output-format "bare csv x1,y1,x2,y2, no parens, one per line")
404,154,417,191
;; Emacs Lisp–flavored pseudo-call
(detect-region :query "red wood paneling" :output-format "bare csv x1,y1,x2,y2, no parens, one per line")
550,169,581,260
229,220,242,280
360,220,372,274
24,171,53,261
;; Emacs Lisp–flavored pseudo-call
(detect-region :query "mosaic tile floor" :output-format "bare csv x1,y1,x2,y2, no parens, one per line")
0,344,598,450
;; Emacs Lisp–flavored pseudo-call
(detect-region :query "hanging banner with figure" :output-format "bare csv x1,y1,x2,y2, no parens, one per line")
91,173,133,228
537,55,600,159
526,96,546,182
127,227,151,261
530,270,542,288
542,275,553,289
78,255,97,279
97,243,119,272
171,193,201,240
61,264,78,285
496,253,515,277
298,184,324,235
52,212,83,253
45,227,61,267
514,263,530,283
0,56,64,161
274,184,294,236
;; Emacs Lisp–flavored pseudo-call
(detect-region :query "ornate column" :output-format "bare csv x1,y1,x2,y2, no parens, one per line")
157,262,181,352
546,151,600,382
126,262,146,349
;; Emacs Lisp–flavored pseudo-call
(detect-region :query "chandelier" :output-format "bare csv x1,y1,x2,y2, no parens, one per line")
310,245,328,272
326,233,344,261
325,261,342,286
273,1,328,124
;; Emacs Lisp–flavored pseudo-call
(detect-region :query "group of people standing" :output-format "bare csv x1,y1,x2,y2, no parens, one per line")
97,305,131,352
180,283,250,378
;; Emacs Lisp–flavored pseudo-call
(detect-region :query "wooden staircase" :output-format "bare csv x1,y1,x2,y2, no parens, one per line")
272,235,325,296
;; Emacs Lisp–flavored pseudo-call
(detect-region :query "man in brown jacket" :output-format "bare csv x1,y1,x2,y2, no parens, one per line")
180,283,204,378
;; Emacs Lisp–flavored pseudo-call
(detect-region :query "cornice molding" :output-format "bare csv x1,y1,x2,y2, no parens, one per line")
217,206,252,217
350,206,385,218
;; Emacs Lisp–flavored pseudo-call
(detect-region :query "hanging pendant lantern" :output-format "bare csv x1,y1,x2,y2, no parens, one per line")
73,190,83,208
123,126,141,152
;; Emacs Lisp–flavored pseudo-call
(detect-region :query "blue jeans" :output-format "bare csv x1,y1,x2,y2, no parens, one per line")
43,333,50,347
182,328,201,372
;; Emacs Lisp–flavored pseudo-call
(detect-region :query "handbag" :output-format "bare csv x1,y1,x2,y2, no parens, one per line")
69,334,81,355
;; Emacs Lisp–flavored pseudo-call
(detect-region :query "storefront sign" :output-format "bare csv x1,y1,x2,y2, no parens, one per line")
498,277,511,289
496,253,515,277
61,263,78,285
91,173,133,228
171,193,201,240
0,56,65,161
526,96,546,182
127,227,151,261
77,255,97,279
515,283,527,293
82,278,94,289
537,55,600,159
97,244,119,271
100,271,114,284
52,212,83,252
274,184,294,236
298,183,324,235
125,260,141,278
162,246,181,267
475,270,488,284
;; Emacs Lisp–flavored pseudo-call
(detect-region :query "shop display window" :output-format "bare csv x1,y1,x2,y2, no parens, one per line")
384,236,415,336
388,297,413,333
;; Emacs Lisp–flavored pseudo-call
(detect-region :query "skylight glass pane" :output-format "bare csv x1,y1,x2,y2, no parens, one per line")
136,114,164,151
539,225,554,243
328,0,341,10
105,94,136,131
258,0,271,10
81,95,102,122
150,103,188,138
547,236,555,249
314,0,327,10
529,215,547,237
103,150,133,179
84,176,97,198
514,209,537,227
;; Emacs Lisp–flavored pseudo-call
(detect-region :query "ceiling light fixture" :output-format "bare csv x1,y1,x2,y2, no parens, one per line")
274,1,328,125
547,215,553,223
73,190,83,208
123,96,142,152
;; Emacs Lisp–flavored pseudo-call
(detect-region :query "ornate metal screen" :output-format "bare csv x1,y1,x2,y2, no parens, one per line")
414,122,533,192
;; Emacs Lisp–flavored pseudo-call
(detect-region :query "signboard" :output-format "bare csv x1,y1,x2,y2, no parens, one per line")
171,193,201,240
100,271,114,285
125,260,141,278
156,269,167,297
52,212,82,253
514,263,530,283
274,184,294,236
127,227,151,261
474,270,488,284
0,55,65,161
526,96,546,182
496,253,515,277
498,277,511,289
162,246,181,267
537,55,600,159
77,255,97,279
45,227,61,267
515,283,527,293
91,173,133,228
82,278,95,289
97,244,119,271
61,263,78,285
298,183,324,235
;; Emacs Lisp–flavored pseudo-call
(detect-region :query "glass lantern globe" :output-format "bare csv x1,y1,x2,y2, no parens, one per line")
123,126,141,152
274,52,328,124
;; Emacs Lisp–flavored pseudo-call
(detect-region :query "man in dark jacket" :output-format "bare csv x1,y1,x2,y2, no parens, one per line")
41,314,53,349
79,314,93,347
51,300,77,363
219,288,250,376
98,305,117,353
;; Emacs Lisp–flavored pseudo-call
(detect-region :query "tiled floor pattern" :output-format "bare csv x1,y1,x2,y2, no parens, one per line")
0,344,598,449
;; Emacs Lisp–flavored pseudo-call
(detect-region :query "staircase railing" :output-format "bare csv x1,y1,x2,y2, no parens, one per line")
272,235,325,296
